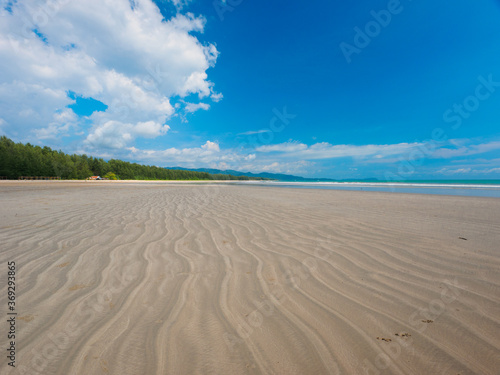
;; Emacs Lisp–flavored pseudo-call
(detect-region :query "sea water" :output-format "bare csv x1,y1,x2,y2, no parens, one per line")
235,181,500,198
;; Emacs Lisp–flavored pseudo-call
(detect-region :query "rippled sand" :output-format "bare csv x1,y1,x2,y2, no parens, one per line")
1,181,499,374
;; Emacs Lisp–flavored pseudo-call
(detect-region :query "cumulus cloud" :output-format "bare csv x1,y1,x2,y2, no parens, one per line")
210,92,223,102
123,140,314,175
436,161,500,176
185,102,210,113
254,160,313,174
126,140,231,166
201,140,220,152
0,0,219,148
103,137,500,176
103,136,500,177
164,0,193,11
245,154,256,161
34,108,79,140
169,12,205,31
256,141,424,159
431,141,500,159
256,141,308,153
85,120,170,149
436,167,472,175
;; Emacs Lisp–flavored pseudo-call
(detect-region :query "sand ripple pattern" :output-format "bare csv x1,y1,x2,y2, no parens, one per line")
1,182,499,374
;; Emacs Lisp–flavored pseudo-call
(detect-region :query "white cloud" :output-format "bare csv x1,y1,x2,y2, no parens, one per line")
214,162,231,170
85,120,169,149
185,102,210,113
201,140,220,152
257,141,308,153
436,167,472,175
0,0,219,147
82,135,500,177
210,92,223,102
102,137,500,176
256,160,313,174
431,141,500,159
134,121,170,138
256,140,423,159
126,140,229,166
118,139,303,172
238,129,272,136
165,0,193,11
437,165,500,175
34,108,79,140
245,154,256,161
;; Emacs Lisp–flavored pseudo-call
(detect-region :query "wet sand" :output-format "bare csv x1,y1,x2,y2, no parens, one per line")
1,181,499,374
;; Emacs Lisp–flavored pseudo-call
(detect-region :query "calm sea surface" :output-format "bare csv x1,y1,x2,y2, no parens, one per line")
235,181,500,198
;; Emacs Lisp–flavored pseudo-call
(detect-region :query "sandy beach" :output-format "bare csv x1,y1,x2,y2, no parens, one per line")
1,181,499,375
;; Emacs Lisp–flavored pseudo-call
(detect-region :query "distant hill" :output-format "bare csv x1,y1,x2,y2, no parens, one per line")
168,167,373,182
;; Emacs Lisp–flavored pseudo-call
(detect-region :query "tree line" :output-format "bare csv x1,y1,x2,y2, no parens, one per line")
0,136,265,181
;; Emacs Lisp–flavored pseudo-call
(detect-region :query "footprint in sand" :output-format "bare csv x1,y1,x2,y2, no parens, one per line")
18,314,35,322
395,332,411,338
376,337,392,342
69,284,91,291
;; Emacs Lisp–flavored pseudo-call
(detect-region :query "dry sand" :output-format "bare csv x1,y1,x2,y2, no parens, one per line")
1,181,499,375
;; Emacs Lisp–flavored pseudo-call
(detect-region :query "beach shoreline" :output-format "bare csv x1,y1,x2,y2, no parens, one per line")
2,179,500,199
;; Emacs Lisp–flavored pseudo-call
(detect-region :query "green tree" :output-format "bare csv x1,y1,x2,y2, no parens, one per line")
103,172,119,180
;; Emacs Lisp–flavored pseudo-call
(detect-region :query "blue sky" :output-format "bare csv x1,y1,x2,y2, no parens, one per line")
1,0,500,179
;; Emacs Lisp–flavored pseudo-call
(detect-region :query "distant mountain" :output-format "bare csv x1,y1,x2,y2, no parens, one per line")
168,167,348,182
